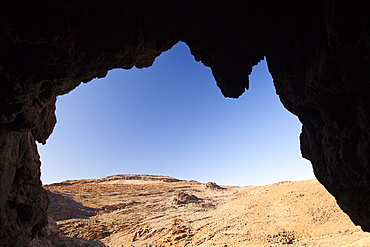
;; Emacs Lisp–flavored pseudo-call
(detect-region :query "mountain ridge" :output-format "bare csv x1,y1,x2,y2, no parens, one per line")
47,174,186,186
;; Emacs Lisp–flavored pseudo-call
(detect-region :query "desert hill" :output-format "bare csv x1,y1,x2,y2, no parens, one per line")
50,174,184,186
43,175,370,246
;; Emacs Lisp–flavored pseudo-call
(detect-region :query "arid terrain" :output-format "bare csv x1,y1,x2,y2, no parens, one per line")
44,175,370,246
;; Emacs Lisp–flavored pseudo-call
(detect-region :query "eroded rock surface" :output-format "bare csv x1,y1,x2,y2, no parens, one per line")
1,1,370,245
45,176,370,246
0,131,48,246
28,216,60,247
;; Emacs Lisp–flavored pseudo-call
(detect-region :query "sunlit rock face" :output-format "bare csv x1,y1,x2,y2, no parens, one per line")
0,0,370,245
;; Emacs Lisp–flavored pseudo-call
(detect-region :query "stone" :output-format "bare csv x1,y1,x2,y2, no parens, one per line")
47,191,97,221
172,192,202,205
0,131,49,246
28,217,60,247
1,1,370,245
204,182,224,190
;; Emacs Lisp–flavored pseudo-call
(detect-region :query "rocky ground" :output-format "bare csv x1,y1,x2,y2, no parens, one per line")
43,175,370,246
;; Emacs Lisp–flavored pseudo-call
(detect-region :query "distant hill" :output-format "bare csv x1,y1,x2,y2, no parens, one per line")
43,175,370,246
48,174,185,186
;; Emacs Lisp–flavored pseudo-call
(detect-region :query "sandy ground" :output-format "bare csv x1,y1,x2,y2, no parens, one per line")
45,175,370,246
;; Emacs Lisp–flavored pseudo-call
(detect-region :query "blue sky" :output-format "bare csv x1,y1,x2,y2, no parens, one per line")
38,42,315,186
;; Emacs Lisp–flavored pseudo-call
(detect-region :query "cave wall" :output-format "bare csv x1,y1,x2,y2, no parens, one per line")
1,0,370,245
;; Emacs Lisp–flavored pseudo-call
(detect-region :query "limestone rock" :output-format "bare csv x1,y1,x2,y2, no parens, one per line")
204,182,224,190
0,131,49,246
1,1,370,245
47,191,97,221
29,217,60,247
172,192,202,205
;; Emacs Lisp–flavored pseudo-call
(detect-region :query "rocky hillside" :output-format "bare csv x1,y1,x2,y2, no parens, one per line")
43,175,370,246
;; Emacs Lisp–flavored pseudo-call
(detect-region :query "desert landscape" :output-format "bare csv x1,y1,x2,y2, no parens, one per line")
41,175,370,247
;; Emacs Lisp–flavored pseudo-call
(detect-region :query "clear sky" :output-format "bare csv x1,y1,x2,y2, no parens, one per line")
37,42,315,186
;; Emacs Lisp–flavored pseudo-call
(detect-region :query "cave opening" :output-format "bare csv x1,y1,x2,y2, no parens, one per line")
2,2,370,244
37,42,314,187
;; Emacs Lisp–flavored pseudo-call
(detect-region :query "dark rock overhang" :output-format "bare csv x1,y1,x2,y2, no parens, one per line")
1,1,370,245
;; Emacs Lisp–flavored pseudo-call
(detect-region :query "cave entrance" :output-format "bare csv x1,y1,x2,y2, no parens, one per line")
37,42,314,187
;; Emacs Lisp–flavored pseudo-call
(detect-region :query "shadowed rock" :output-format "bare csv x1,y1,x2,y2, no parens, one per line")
172,192,202,205
1,1,370,245
47,191,97,221
204,182,225,190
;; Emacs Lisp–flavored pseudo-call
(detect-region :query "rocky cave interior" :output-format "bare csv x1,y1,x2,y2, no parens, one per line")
1,1,370,246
